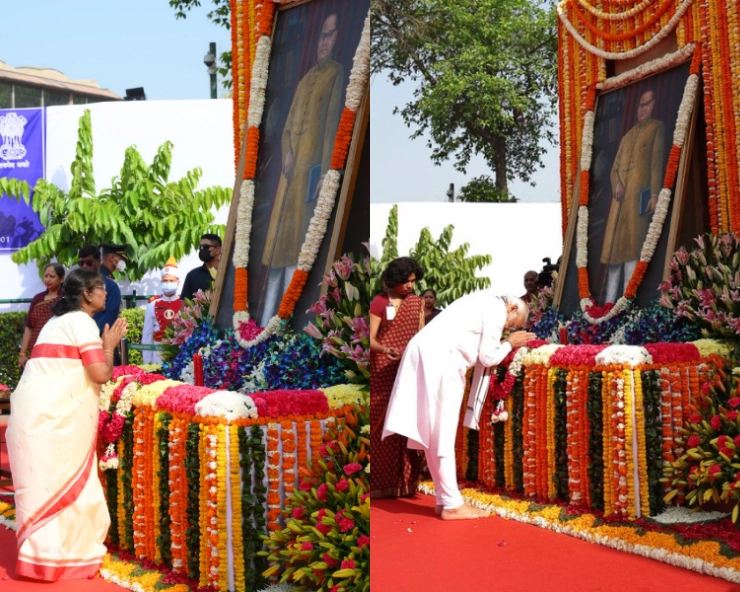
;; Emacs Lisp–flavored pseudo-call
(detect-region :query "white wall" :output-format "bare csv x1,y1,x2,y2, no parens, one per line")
369,202,564,297
1,99,234,310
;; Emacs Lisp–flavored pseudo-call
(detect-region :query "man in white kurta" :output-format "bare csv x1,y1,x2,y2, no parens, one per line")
382,291,535,519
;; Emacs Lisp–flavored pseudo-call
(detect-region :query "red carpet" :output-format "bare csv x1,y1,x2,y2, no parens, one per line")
371,494,740,592
0,423,121,591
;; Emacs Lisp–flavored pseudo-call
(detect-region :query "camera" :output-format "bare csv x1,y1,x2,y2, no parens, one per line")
537,256,560,289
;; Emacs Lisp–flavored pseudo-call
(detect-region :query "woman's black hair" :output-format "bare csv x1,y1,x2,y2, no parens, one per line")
421,288,436,297
381,257,424,289
51,268,104,316
45,263,66,280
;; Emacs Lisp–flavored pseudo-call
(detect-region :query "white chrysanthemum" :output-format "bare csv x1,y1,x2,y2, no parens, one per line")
595,345,652,367
194,390,258,420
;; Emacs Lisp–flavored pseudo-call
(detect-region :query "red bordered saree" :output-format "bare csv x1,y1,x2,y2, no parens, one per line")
370,293,425,498
7,311,109,581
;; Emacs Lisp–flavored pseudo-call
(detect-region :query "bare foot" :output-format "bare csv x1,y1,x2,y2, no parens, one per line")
435,505,442,515
440,503,490,520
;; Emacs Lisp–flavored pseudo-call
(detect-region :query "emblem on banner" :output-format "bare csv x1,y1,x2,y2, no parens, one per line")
0,112,28,161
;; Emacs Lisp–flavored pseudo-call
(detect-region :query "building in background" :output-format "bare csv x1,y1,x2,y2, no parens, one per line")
0,61,120,108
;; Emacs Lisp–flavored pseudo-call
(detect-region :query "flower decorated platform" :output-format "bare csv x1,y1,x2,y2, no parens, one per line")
97,365,366,591
454,342,726,520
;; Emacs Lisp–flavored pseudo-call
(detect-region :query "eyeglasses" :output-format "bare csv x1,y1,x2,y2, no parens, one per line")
319,28,337,41
78,260,96,268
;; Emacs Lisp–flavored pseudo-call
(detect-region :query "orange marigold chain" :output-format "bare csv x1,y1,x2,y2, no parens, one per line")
277,269,309,319
234,268,248,313
244,127,260,180
330,108,358,170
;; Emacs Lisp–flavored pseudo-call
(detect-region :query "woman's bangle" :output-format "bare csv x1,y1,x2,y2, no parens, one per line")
104,349,114,357
19,351,28,357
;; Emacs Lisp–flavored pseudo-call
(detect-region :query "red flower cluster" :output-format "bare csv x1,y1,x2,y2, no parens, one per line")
644,343,701,364
250,389,329,418
154,384,216,415
112,366,146,381
549,345,608,366
343,462,362,475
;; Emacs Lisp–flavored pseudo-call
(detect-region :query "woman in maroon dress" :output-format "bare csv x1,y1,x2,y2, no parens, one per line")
19,263,65,369
370,257,425,498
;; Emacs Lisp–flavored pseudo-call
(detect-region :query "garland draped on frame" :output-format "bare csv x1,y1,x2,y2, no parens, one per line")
574,46,701,323
229,0,371,348
557,0,740,237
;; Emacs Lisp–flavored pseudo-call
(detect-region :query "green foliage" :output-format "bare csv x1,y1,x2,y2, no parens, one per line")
372,0,558,193
370,205,491,306
3,110,231,280
120,308,145,366
261,403,370,591
168,0,233,88
458,175,518,203
0,312,26,390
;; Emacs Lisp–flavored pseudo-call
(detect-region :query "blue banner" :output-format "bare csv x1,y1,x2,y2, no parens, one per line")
0,108,45,251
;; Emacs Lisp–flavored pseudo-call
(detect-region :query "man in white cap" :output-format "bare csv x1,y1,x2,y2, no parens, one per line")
142,256,182,364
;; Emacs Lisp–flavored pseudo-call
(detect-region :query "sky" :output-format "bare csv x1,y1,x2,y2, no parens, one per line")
370,72,562,204
1,1,231,101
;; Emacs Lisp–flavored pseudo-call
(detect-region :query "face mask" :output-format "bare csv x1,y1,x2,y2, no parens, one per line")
115,258,127,272
162,282,178,296
199,250,214,263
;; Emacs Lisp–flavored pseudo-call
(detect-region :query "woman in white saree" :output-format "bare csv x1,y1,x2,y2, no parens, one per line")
7,268,127,580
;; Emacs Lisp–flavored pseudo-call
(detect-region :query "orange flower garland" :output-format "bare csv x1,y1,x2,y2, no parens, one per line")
558,0,740,236
522,367,536,497
168,418,188,573
229,425,245,592
281,421,297,496
602,370,614,515
310,419,323,470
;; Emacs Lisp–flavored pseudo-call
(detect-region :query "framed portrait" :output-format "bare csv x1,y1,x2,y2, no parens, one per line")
213,0,370,332
555,56,705,317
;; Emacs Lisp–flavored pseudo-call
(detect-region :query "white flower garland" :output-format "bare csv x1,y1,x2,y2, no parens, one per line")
230,12,371,349
597,44,696,93
194,390,258,420
521,344,563,367
557,0,695,61
594,345,653,367
575,46,699,324
233,181,254,269
575,0,654,21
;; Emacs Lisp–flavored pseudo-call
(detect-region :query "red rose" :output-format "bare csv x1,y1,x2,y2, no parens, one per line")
340,559,356,570
728,411,739,421
729,397,740,408
687,434,701,448
734,435,740,448
711,415,722,430
317,508,327,521
689,413,702,424
335,478,350,493
720,446,732,458
357,535,370,548
301,542,314,551
299,481,313,492
316,523,331,535
317,483,328,502
292,507,305,520
709,464,722,479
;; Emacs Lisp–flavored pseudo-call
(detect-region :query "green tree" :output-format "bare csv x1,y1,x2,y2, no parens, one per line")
370,205,491,306
169,0,233,88
0,110,231,280
372,0,558,198
458,175,519,203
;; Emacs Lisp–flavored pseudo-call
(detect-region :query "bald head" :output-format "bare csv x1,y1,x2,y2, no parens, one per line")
504,295,529,330
524,270,538,294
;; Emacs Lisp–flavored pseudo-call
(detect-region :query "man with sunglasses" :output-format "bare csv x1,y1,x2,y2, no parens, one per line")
77,245,122,345
181,233,222,302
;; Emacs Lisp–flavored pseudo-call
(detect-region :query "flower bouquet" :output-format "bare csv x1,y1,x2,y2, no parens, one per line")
663,364,740,520
260,405,370,591
304,251,371,391
660,232,740,341
160,289,212,362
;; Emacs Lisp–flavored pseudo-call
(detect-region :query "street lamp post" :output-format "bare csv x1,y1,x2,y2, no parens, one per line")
204,42,217,99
